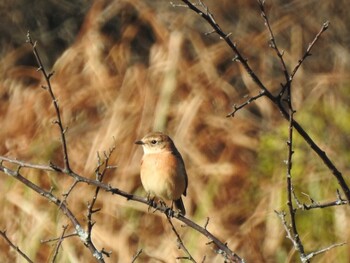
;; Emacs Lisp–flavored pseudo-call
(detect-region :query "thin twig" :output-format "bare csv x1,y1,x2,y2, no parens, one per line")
275,211,344,262
86,147,116,255
181,0,274,101
258,0,289,82
275,211,297,247
304,242,346,261
166,215,197,262
26,31,71,173
0,158,243,262
226,90,265,117
290,21,330,80
62,180,79,200
258,0,292,101
0,230,34,263
131,249,143,263
0,156,55,171
284,82,308,260
0,164,105,263
41,233,77,243
293,191,347,210
51,225,68,263
180,0,350,204
176,214,243,262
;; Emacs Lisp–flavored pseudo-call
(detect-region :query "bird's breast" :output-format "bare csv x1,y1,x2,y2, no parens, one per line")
140,152,186,200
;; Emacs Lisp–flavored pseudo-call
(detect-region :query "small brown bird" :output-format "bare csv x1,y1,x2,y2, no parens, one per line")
135,132,188,215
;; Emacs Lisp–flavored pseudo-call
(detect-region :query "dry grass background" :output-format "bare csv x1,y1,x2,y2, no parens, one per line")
0,0,350,262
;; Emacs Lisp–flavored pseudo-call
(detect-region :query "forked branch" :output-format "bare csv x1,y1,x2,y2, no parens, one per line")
179,0,350,204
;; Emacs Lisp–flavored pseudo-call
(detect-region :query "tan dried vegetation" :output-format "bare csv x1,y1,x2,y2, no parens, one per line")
0,0,350,262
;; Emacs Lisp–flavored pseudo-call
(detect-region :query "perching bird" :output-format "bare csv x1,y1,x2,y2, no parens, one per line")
135,132,188,215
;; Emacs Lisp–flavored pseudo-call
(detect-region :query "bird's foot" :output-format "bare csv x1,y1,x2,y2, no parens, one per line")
165,207,175,218
146,195,157,212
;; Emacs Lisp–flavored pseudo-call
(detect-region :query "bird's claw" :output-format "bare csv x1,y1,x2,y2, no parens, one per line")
146,195,157,212
165,207,175,218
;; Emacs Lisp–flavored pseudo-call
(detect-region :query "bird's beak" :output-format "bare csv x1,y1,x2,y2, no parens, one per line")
135,140,144,145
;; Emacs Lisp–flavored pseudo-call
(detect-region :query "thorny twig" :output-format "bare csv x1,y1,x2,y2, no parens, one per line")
275,211,346,262
41,233,77,243
0,4,343,263
0,230,34,263
226,90,265,117
180,0,350,203
177,213,243,262
283,83,308,260
303,242,347,261
258,0,289,83
86,148,116,259
293,190,348,210
0,158,243,262
290,21,330,80
61,180,79,205
26,31,71,173
0,13,245,263
260,1,344,261
131,249,143,263
51,225,68,263
0,165,105,263
258,0,291,100
179,0,347,261
166,215,197,262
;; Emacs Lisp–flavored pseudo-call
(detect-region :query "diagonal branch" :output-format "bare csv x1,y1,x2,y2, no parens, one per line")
0,230,34,263
51,225,68,263
304,242,347,261
226,90,265,117
131,249,143,263
180,0,275,102
258,0,289,83
0,158,243,262
177,214,243,262
180,0,350,204
0,164,105,263
290,21,329,81
166,215,197,262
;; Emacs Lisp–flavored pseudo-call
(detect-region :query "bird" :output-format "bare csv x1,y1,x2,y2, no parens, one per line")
135,132,188,215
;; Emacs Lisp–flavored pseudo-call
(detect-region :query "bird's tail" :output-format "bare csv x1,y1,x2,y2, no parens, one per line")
174,197,186,216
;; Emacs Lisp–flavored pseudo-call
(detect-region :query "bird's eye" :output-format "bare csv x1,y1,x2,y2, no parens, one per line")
151,140,157,145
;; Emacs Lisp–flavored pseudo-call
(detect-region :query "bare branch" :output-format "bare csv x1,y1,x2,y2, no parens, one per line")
0,156,56,172
62,180,79,201
0,164,105,263
86,146,117,250
51,225,68,263
131,249,143,263
166,215,197,262
0,230,34,263
41,233,77,243
293,191,348,210
180,0,350,204
284,84,308,261
0,156,243,262
258,0,290,83
290,21,330,81
226,90,265,117
176,214,243,262
304,242,347,261
180,0,275,103
26,32,71,173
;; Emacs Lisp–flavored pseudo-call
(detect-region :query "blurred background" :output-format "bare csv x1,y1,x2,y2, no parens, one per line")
0,0,350,262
